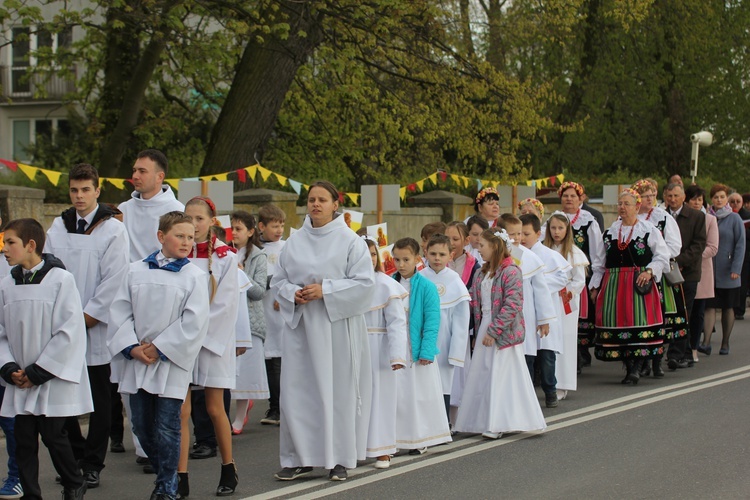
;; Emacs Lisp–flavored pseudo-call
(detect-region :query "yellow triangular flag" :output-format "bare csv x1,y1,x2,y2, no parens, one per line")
526,180,533,186
40,168,61,186
462,176,470,188
481,179,490,188
214,173,229,181
303,184,310,190
258,166,272,181
274,173,287,186
428,173,437,185
416,180,425,191
451,174,460,184
399,187,407,200
346,193,359,204
199,176,212,182
246,165,258,180
18,163,37,181
557,174,564,183
165,178,180,190
106,178,126,190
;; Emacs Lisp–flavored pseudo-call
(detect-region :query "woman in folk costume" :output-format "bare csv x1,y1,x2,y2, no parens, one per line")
271,181,375,483
445,222,481,416
179,197,240,497
420,234,471,423
631,179,684,377
362,237,408,470
543,212,588,399
591,189,670,385
466,187,501,228
556,181,605,370
518,197,545,220
392,238,452,455
229,211,270,434
455,229,546,439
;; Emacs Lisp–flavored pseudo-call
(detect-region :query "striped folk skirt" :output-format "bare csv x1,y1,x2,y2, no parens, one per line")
578,275,596,347
659,281,688,343
594,267,666,361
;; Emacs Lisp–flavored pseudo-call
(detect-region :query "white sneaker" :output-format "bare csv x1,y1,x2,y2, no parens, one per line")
374,459,390,469
482,431,503,439
408,447,427,455
558,390,568,401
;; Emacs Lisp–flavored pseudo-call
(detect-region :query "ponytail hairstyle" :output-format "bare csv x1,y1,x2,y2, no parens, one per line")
363,236,382,273
479,228,510,277
231,211,264,266
186,196,218,302
543,212,574,259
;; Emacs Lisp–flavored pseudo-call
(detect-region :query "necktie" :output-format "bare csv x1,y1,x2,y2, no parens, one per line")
77,219,87,234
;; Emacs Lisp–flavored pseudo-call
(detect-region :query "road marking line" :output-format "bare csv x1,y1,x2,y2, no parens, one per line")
244,365,750,499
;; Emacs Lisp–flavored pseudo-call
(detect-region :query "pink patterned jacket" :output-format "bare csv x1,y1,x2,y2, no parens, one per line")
469,257,525,350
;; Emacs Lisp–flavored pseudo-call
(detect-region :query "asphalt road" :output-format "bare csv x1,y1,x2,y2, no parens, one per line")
8,318,750,499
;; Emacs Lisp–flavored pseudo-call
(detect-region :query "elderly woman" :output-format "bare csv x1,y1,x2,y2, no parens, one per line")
556,181,605,370
472,187,501,227
271,180,375,482
590,189,669,385
701,184,745,355
518,198,545,220
631,179,683,377
686,185,718,361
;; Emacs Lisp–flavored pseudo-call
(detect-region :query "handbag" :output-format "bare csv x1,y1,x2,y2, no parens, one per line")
664,259,684,286
634,272,653,295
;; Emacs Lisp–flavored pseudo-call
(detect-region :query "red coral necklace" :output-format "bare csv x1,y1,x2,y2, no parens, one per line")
569,208,581,225
617,222,635,251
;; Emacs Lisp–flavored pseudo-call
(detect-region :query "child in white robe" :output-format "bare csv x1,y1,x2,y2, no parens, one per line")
420,234,470,423
179,197,239,497
0,219,93,499
363,237,408,469
520,214,571,408
258,204,286,425
108,211,209,500
393,238,452,454
543,212,588,399
455,228,546,438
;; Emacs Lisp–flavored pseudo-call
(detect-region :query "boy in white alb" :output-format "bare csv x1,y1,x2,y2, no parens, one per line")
0,218,93,500
520,214,571,408
108,212,209,499
258,204,286,425
419,234,470,422
44,163,130,489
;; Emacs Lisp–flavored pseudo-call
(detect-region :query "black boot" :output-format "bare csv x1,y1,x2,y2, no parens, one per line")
62,482,87,500
177,472,189,499
216,462,238,496
639,359,652,377
652,356,665,378
622,359,642,385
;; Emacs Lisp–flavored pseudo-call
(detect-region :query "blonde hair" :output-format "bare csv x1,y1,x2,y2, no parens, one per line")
479,228,510,277
543,213,574,261
186,197,218,303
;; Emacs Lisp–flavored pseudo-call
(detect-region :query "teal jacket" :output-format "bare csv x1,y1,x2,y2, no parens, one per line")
394,272,441,362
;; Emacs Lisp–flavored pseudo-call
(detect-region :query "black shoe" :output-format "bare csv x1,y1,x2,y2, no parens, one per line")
216,462,238,496
652,359,665,378
274,466,313,481
136,456,150,466
622,359,641,385
261,409,280,426
639,362,651,377
144,463,155,474
328,464,347,481
83,470,99,488
668,359,689,370
545,392,558,408
189,443,217,460
177,471,189,499
109,440,125,453
62,482,87,500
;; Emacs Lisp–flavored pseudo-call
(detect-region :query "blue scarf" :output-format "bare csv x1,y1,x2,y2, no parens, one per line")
143,251,191,272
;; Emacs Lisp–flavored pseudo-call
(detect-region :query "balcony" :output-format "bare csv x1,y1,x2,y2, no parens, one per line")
0,65,77,102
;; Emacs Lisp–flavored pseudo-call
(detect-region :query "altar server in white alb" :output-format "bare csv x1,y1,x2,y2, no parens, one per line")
0,219,93,500
257,204,286,426
543,212,588,399
520,214,571,408
419,234,470,422
178,197,239,497
108,211,209,500
44,163,130,489
272,181,375,483
119,149,184,263
362,237,408,470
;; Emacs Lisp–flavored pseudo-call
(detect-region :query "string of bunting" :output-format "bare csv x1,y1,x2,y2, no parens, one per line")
0,158,564,203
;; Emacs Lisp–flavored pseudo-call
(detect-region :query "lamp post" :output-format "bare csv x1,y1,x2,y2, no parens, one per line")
690,131,713,184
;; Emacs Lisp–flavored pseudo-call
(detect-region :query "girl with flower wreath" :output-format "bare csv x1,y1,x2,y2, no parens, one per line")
555,181,605,372
590,189,670,385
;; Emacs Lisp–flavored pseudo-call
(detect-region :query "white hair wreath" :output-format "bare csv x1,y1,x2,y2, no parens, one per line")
493,229,512,244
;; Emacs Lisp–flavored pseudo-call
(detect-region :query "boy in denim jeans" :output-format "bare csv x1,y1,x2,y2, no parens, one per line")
108,212,209,499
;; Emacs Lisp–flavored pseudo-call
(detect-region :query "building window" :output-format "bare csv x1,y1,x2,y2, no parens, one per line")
11,118,70,162
9,26,73,95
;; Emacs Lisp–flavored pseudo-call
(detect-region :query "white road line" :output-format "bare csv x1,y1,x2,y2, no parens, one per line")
244,365,750,500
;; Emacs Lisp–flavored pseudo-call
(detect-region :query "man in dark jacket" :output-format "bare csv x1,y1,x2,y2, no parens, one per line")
664,183,706,367
733,194,750,318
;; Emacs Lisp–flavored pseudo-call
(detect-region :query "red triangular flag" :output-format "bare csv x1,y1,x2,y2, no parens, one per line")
236,168,247,183
550,175,557,186
0,159,18,172
439,171,448,182
407,183,417,192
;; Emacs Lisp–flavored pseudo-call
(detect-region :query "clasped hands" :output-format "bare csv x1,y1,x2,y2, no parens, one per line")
294,283,323,304
131,341,160,365
10,370,32,389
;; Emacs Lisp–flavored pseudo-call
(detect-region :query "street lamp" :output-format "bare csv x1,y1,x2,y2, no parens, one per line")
690,131,713,184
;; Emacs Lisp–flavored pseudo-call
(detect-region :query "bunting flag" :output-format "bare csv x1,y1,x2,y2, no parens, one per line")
40,168,61,186
246,165,258,180
428,173,437,185
288,179,302,194
164,179,181,190
0,159,18,172
18,163,37,181
236,168,246,183
258,166,272,181
104,178,126,189
416,180,425,191
399,186,407,200
346,193,360,204
450,174,460,184
274,173,287,186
